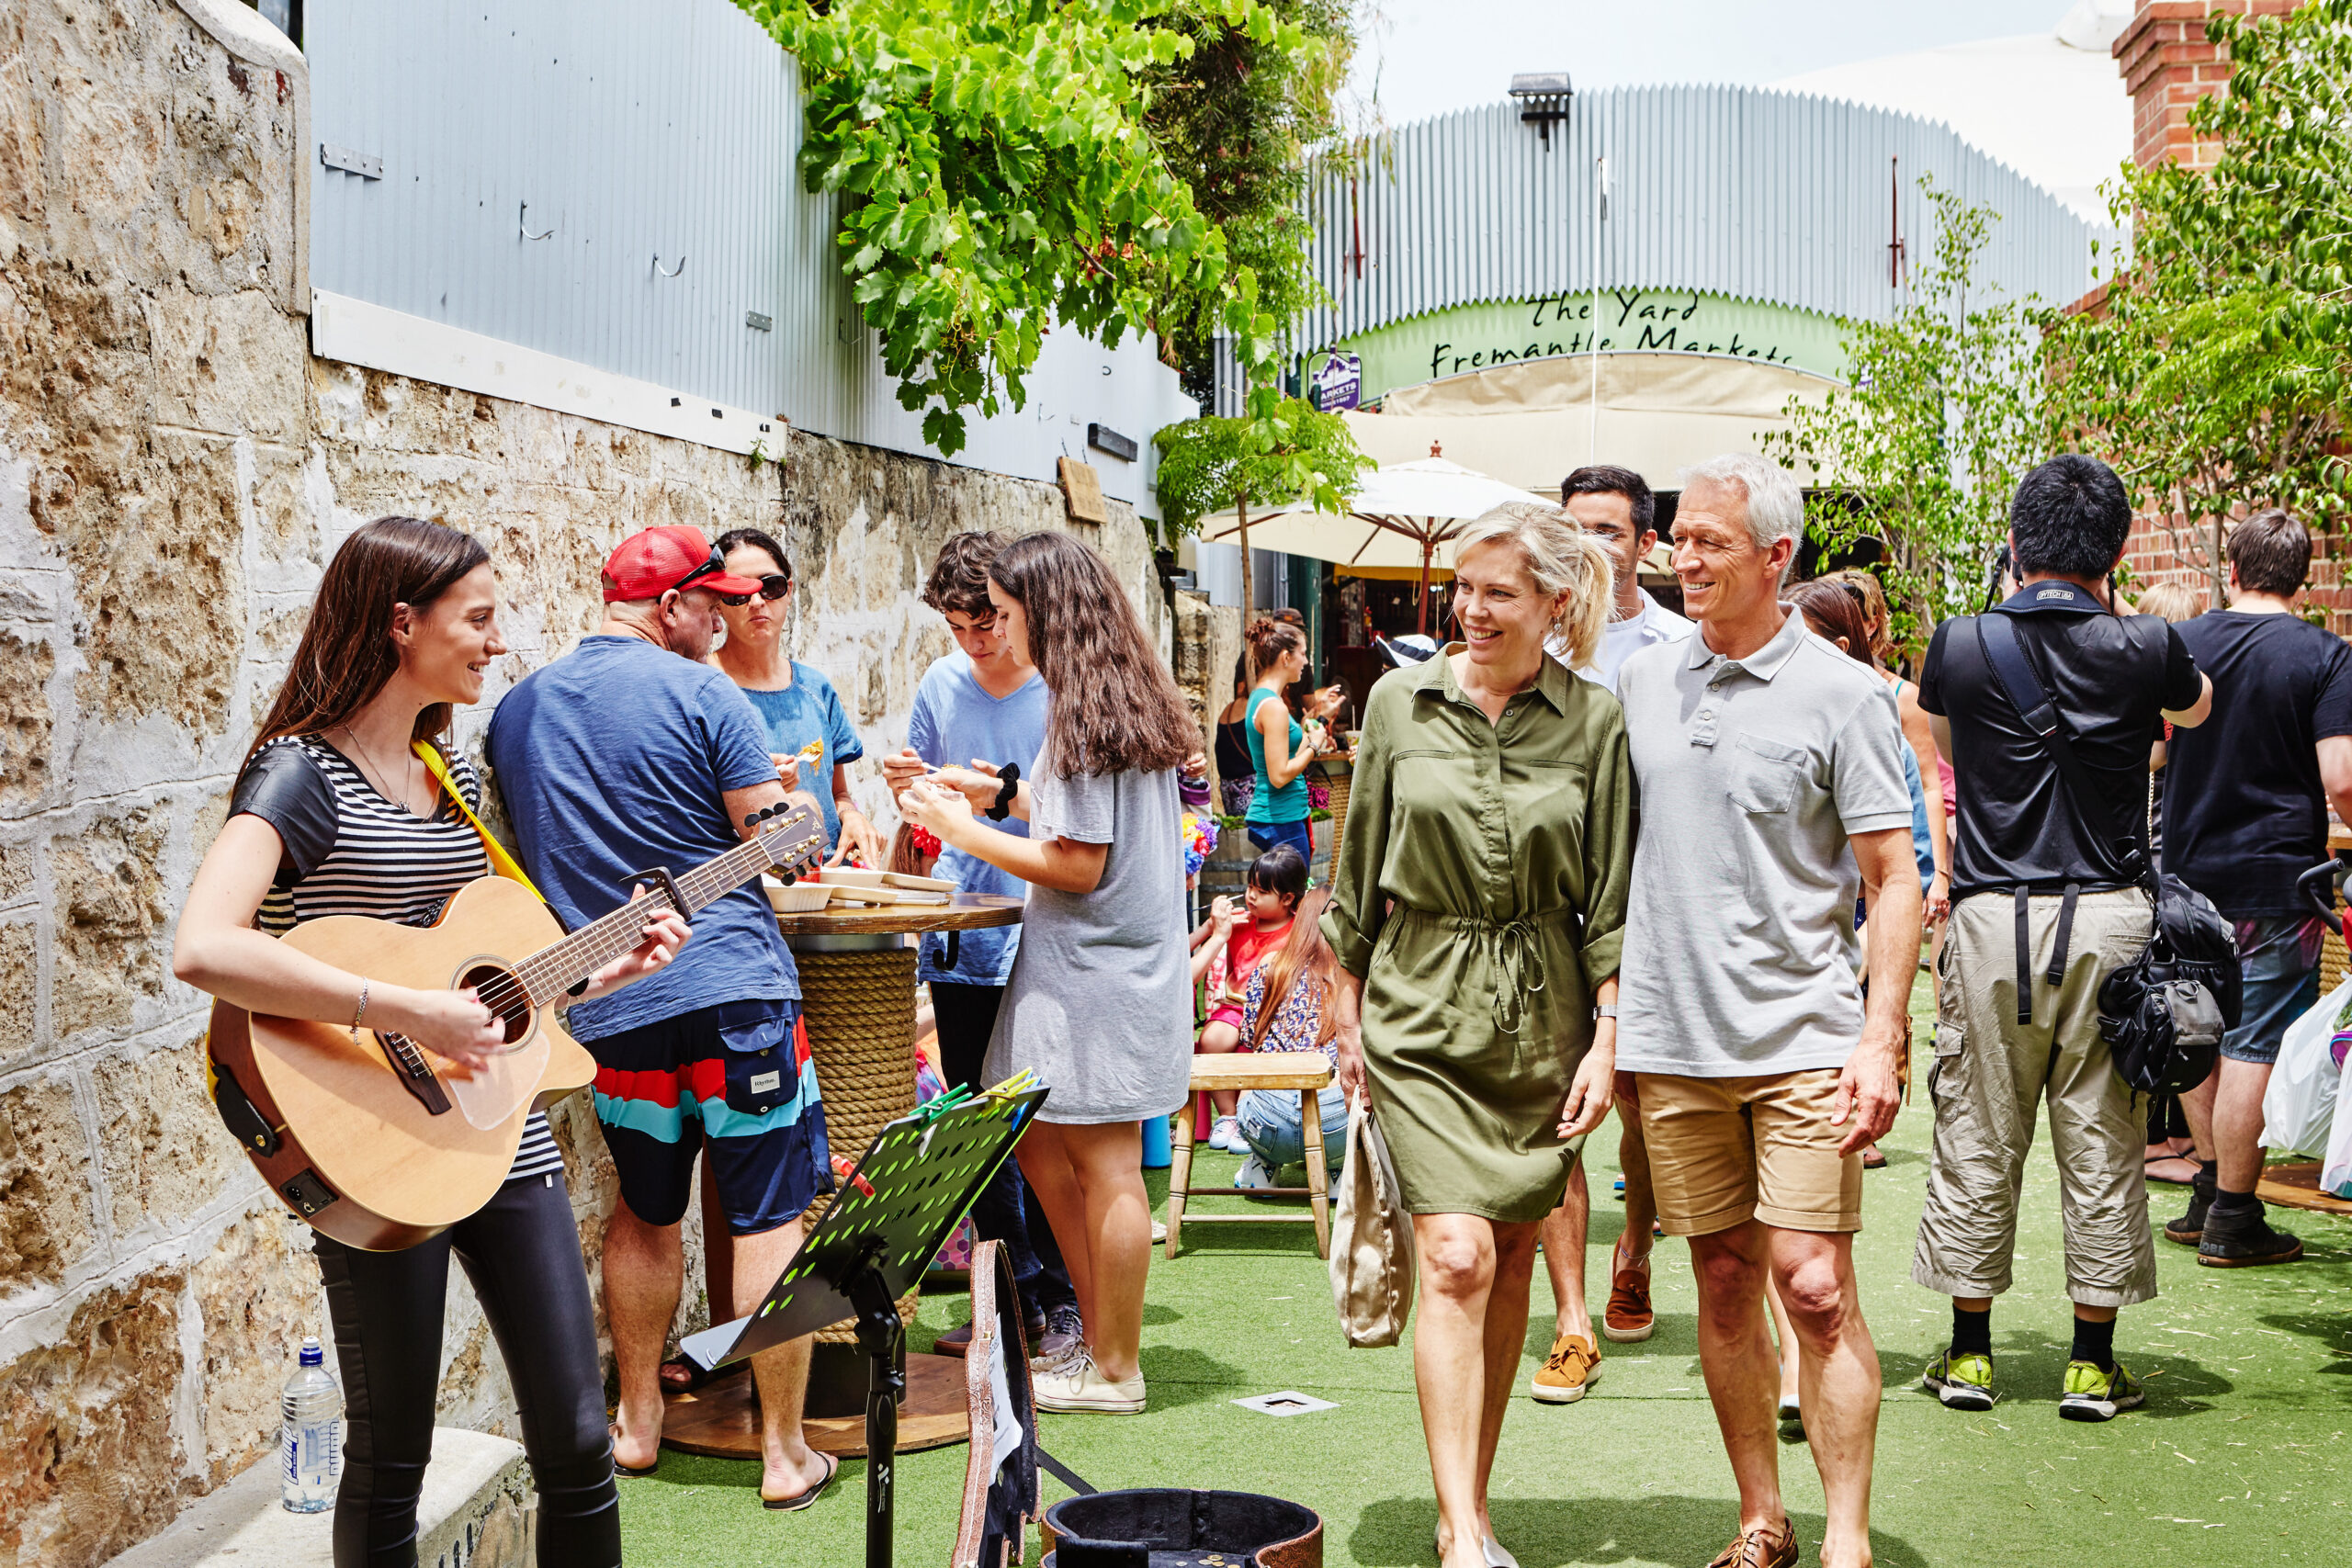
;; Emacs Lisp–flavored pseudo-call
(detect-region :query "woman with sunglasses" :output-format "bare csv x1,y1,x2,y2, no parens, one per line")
710,527,888,871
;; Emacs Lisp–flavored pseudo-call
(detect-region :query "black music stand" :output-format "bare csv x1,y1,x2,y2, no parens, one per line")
678,1085,1049,1568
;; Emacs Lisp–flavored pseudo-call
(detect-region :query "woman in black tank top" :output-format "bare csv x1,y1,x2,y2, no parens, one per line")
175,518,687,1568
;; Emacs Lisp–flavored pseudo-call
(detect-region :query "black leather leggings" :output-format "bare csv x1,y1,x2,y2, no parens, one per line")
317,1173,620,1568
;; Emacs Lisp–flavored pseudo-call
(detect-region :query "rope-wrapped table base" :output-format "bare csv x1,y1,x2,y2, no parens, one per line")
797,945,921,1343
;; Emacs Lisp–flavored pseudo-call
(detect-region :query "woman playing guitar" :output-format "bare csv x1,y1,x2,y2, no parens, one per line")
175,516,687,1568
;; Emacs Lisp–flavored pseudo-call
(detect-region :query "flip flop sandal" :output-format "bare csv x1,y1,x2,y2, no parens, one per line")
2143,1155,2200,1185
763,1450,842,1512
609,1425,659,1478
1861,1147,1888,1169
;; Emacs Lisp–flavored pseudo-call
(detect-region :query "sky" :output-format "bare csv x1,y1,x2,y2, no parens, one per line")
1346,0,2083,129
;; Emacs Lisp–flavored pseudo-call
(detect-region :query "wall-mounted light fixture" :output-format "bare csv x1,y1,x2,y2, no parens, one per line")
1509,73,1573,151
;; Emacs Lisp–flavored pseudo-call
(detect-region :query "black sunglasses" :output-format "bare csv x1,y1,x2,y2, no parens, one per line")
718,575,791,607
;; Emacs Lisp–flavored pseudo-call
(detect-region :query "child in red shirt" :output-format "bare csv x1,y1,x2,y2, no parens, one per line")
1190,844,1309,1153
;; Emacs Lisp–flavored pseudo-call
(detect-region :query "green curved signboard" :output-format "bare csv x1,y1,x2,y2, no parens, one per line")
1330,288,1850,402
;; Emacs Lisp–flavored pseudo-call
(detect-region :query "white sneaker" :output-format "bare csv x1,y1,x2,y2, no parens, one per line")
1032,1350,1146,1414
1209,1116,1247,1153
1232,1153,1277,1190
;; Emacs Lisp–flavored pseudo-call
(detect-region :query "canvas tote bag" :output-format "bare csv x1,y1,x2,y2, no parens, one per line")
1328,1095,1415,1347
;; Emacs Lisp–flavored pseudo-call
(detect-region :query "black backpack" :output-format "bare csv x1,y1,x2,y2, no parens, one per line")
1973,613,2239,1095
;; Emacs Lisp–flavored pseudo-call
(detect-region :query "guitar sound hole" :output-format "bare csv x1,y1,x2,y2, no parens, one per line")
460,964,533,1044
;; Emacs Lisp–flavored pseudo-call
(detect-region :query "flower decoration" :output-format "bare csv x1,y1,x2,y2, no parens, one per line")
909,824,942,858
1180,811,1219,879
1306,780,1331,812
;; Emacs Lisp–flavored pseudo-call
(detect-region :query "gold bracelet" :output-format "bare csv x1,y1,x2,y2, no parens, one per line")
351,982,370,1045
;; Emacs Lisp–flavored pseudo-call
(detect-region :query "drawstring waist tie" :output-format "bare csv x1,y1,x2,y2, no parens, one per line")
1393,907,1566,1033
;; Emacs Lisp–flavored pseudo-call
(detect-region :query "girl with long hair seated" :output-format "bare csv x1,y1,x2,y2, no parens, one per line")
1229,886,1351,1191
896,530,1195,1415
1190,845,1310,1154
174,518,687,1567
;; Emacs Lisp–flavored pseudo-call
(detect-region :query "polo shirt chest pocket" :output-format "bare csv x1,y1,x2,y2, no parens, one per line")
1726,735,1807,815
716,1002,798,1116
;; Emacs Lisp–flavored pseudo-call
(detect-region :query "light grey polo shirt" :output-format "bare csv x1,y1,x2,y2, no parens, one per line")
1614,610,1913,1077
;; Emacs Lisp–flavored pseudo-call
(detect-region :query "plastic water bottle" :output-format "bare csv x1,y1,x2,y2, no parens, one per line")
280,1336,342,1513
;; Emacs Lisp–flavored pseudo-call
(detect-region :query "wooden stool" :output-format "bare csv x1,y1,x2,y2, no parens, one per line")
1166,1054,1335,1259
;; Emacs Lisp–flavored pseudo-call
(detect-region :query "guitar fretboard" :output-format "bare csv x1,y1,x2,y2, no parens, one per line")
511,818,807,1005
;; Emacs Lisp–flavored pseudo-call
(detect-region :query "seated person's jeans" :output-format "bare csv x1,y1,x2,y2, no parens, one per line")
1236,1081,1349,1172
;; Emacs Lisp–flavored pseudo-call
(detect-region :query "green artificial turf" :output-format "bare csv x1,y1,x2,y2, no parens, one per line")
616,977,2352,1565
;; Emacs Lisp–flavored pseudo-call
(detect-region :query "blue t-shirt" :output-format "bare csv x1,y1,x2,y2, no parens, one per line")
739,663,865,855
1245,688,1308,824
486,636,800,1041
905,653,1047,986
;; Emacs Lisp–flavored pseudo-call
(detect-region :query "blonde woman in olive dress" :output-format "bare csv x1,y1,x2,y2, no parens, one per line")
1325,502,1631,1568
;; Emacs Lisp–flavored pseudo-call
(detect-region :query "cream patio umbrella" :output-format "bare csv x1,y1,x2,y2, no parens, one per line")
1196,446,1549,634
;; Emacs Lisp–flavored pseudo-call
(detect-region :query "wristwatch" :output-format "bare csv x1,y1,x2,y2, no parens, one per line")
1595,1003,1618,1019
985,761,1023,822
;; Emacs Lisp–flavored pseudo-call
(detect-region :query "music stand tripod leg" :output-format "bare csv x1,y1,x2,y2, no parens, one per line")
848,1268,904,1568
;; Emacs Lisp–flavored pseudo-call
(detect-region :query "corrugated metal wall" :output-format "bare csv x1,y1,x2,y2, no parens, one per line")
1299,85,2116,354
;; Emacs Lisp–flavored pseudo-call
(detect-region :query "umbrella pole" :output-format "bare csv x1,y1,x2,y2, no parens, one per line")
1417,538,1431,637
1238,491,1253,617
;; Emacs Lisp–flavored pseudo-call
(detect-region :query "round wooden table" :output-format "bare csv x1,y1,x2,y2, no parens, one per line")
661,893,1023,1461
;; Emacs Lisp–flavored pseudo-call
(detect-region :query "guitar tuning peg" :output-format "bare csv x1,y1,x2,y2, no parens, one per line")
743,812,762,828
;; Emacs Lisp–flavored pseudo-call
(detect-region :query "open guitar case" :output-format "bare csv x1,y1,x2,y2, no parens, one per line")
954,1238,1042,1567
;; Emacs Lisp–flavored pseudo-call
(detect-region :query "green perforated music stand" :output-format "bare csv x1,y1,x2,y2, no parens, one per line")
679,1085,1049,1568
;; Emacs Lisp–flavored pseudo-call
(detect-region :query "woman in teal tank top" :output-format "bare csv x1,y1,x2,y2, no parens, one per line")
1243,619,1316,859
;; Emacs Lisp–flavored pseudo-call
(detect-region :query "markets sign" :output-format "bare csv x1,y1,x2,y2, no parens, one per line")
1308,351,1362,412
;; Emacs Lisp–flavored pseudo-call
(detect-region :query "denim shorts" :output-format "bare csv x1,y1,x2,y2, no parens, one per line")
2221,916,2324,1066
1247,818,1312,863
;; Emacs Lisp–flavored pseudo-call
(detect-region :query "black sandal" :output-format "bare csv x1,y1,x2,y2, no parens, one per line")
659,1355,715,1395
610,1425,659,1478
763,1450,841,1512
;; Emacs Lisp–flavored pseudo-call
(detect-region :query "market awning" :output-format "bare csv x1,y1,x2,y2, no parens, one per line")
1345,350,1843,494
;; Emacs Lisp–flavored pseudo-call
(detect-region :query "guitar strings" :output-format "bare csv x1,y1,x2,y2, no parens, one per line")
436,816,818,1021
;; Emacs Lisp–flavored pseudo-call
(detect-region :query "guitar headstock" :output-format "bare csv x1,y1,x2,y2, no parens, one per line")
750,803,826,881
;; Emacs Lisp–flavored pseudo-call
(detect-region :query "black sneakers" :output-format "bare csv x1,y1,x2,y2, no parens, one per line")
2197,1207,2304,1268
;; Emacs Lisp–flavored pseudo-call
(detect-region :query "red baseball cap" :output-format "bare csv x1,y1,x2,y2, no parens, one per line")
601,525,765,603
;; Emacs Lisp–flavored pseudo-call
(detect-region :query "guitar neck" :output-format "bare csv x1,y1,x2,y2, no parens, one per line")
513,834,785,1006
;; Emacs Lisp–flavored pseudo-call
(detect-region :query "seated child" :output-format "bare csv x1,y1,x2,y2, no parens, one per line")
1232,886,1350,1189
1189,845,1308,1154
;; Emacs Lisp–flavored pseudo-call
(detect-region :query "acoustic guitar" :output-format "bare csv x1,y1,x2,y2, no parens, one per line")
206,803,824,1250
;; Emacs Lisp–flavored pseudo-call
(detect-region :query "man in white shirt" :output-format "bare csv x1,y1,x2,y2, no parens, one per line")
1561,463,1694,694
1530,464,1694,1404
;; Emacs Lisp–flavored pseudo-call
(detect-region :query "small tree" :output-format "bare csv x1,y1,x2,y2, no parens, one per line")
1154,288,1370,610
1762,177,2045,649
2042,0,2352,601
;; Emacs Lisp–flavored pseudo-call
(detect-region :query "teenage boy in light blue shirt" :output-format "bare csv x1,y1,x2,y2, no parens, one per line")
880,531,1080,1362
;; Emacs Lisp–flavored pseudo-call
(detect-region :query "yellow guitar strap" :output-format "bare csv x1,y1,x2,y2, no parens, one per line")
413,740,548,904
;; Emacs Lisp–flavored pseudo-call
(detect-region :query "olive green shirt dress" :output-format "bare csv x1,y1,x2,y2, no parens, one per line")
1320,649,1634,1223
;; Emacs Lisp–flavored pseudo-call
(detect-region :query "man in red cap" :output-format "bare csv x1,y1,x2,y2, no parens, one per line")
489,525,841,1512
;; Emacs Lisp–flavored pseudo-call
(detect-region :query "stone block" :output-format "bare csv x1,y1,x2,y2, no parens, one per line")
150,288,307,444
0,627,53,806
73,429,241,734
95,1032,248,1236
0,921,35,1063
189,1210,320,1485
50,807,169,1038
0,1075,94,1286
0,1267,187,1568
106,1426,531,1568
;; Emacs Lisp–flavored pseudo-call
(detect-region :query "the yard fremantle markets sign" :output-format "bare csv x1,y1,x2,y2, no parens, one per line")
1328,288,1850,402
1308,351,1363,412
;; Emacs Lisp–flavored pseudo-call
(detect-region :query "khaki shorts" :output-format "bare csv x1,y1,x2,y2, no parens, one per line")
1635,1069,1862,1236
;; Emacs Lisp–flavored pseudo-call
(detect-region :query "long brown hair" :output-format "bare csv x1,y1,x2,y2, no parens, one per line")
1250,887,1340,1053
989,531,1194,778
1789,578,1878,671
247,516,490,762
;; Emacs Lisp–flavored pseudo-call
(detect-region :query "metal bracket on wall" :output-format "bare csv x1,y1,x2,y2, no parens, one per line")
652,254,688,278
519,202,555,241
320,142,382,179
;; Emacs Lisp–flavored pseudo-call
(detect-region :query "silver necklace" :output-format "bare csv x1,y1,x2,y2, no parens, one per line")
339,725,419,815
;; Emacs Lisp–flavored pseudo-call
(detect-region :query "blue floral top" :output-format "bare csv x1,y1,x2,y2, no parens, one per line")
1241,965,1333,1060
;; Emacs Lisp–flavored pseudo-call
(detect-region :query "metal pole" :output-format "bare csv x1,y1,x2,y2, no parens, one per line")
1589,154,1604,462
851,1270,904,1568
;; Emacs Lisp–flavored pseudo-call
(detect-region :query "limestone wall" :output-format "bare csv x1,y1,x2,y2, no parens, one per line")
0,3,1165,1562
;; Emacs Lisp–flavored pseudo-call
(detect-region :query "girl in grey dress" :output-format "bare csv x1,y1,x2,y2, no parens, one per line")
898,530,1197,1416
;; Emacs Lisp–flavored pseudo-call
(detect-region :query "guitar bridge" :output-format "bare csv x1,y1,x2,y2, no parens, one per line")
374,1031,453,1116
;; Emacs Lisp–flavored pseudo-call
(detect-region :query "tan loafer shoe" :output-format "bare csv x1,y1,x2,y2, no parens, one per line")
1602,1257,1655,1343
1530,1332,1601,1404
1704,1517,1798,1568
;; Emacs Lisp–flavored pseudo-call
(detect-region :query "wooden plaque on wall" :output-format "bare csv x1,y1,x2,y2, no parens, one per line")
1057,457,1108,525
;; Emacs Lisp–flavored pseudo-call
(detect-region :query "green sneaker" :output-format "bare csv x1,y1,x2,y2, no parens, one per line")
1921,1348,1995,1411
2059,1359,2144,1422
